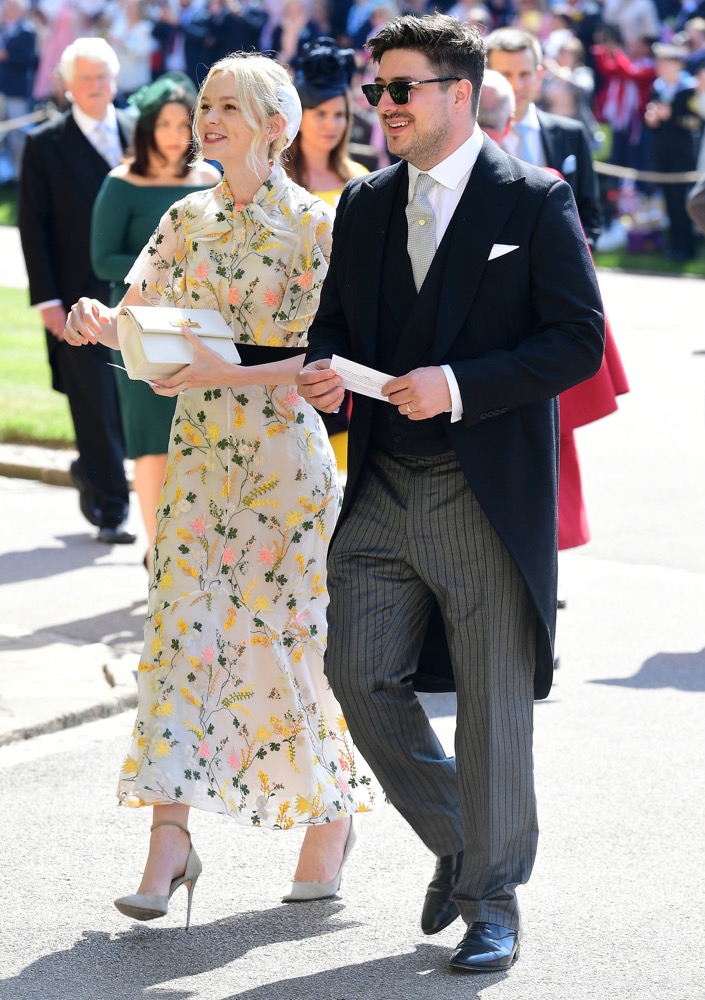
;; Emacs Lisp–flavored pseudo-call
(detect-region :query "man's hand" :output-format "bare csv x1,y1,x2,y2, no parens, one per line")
42,304,68,341
296,359,345,413
383,366,451,420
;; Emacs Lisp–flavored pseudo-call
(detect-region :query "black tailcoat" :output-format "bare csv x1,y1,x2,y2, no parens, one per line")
306,138,605,700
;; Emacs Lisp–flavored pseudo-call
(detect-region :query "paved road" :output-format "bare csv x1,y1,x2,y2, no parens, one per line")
0,269,704,999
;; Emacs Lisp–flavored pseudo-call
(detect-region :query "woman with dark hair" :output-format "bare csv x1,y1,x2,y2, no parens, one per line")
286,36,368,207
286,38,369,468
91,73,220,564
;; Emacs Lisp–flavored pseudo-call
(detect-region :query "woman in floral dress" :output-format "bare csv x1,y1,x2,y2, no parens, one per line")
64,53,374,926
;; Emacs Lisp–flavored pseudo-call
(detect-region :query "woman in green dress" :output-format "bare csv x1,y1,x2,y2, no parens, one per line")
91,73,221,563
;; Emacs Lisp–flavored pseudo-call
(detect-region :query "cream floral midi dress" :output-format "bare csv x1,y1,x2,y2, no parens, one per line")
117,164,375,827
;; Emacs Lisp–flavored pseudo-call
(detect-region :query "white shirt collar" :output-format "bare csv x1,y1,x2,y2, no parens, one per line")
518,103,541,132
72,102,118,138
408,125,484,193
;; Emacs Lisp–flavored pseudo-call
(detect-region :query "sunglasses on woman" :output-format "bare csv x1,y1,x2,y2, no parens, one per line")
360,77,462,107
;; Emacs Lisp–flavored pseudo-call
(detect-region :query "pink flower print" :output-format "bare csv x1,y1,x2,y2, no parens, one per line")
258,544,276,566
191,515,207,535
299,270,313,290
339,779,350,795
227,748,240,770
233,203,246,213
194,261,209,282
263,287,280,307
198,740,210,758
295,610,309,627
228,286,240,306
282,389,300,408
222,545,235,566
202,644,214,665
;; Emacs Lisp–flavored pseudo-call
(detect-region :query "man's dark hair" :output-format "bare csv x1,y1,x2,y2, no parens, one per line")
365,13,485,115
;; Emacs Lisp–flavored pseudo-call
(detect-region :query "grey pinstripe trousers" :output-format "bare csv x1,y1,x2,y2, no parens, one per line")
325,450,538,929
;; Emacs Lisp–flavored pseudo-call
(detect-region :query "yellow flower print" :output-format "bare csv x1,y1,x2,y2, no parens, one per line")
189,656,202,670
234,405,245,429
122,756,139,775
159,572,173,590
139,658,156,672
207,422,220,443
181,685,202,708
224,606,237,630
294,795,312,815
154,738,171,757
265,423,286,437
337,715,348,734
250,634,271,648
311,573,325,597
252,596,270,612
177,558,201,580
152,701,174,717
258,770,271,793
182,423,202,446
255,725,271,741
295,553,305,573
292,647,303,664
285,510,304,530
177,618,189,635
176,528,194,542
185,722,204,740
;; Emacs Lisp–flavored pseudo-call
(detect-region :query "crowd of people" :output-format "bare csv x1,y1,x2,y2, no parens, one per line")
2,0,705,257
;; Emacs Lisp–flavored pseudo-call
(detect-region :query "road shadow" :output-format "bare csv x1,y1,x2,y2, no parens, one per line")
0,600,147,652
590,648,705,692
0,904,359,1000
221,943,509,999
0,533,141,586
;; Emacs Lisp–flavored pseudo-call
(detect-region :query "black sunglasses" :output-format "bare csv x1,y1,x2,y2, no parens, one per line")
360,77,462,107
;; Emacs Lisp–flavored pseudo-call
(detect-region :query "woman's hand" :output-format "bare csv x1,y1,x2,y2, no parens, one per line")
63,298,118,348
150,327,235,396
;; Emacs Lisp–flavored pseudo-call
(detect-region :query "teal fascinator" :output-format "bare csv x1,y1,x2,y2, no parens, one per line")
128,72,198,125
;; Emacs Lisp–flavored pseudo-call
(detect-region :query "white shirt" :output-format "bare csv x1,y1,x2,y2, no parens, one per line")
407,125,484,422
503,103,546,167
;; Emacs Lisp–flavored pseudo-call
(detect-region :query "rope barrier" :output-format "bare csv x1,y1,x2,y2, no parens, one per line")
593,160,701,184
0,107,61,136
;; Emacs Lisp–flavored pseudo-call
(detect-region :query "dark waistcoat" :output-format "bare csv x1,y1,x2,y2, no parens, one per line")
369,180,453,457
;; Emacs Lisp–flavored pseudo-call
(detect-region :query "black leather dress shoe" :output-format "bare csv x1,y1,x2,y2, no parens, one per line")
70,460,101,528
449,922,520,973
421,851,463,935
97,522,137,545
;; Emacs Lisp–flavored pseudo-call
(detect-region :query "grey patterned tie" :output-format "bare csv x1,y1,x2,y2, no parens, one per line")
511,122,533,164
406,172,437,292
92,121,120,167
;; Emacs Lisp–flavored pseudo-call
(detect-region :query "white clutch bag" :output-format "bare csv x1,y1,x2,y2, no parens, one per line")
117,306,241,380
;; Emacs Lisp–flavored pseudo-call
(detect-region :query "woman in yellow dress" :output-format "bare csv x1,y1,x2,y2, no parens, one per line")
285,38,369,471
64,52,374,928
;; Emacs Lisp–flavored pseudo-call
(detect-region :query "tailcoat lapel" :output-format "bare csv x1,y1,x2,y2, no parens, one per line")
351,161,408,366
432,140,525,362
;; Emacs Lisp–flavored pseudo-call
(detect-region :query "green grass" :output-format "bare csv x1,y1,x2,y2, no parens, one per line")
0,286,74,446
594,244,705,276
0,184,17,226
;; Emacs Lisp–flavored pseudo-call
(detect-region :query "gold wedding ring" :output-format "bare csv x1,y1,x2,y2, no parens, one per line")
406,402,412,414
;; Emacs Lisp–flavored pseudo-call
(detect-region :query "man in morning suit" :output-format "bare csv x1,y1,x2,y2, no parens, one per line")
486,26,602,249
296,14,604,974
18,37,135,544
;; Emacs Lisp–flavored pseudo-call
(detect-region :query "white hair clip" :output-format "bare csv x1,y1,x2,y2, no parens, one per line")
276,81,303,148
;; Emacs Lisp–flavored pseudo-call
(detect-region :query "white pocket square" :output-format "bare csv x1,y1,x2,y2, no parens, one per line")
488,243,519,261
561,154,577,174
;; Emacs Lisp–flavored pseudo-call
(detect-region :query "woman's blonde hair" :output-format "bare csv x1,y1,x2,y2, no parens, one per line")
193,53,296,174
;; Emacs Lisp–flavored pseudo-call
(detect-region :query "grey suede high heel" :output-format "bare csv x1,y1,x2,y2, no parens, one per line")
114,820,202,929
282,820,356,902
